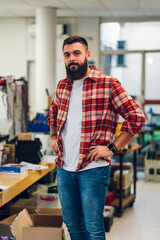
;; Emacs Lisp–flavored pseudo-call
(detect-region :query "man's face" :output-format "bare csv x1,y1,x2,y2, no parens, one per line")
63,42,91,80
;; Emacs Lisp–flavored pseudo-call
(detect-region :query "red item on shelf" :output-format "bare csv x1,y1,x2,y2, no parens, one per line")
105,191,115,205
40,196,55,201
0,79,6,84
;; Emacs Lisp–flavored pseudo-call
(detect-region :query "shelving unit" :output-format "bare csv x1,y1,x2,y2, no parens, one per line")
110,144,142,217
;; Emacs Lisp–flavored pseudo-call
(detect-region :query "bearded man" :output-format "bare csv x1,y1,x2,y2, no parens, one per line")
47,36,146,240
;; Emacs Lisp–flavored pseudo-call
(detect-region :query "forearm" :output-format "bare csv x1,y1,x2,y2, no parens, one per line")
111,80,146,135
113,132,134,151
49,126,59,153
50,125,57,137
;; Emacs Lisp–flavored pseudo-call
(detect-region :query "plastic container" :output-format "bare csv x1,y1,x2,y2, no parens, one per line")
103,206,115,232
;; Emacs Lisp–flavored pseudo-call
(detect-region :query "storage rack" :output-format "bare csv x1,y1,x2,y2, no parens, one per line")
110,144,142,217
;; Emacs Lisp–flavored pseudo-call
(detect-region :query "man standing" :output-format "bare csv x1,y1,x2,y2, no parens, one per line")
47,36,146,240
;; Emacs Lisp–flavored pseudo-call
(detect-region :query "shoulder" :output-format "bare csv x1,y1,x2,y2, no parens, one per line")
97,72,121,87
89,66,120,85
57,78,68,87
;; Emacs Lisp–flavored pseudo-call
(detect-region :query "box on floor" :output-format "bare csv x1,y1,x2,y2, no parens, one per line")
11,209,63,240
1,208,70,240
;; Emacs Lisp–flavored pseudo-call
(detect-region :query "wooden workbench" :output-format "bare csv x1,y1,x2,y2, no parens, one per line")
0,163,56,207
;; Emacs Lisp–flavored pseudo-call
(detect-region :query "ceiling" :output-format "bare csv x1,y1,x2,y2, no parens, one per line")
0,0,160,21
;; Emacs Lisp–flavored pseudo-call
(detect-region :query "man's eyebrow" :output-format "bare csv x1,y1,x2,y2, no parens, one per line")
64,50,81,55
64,51,69,55
73,50,81,53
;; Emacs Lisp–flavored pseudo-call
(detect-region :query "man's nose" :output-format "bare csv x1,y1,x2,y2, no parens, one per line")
69,54,75,62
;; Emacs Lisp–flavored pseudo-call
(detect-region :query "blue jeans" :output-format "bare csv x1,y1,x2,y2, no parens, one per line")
57,165,110,240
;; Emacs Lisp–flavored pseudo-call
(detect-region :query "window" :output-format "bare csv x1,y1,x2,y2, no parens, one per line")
117,40,126,67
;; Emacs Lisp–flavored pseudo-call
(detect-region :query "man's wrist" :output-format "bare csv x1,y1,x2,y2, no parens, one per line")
50,126,57,137
50,133,57,137
108,143,118,154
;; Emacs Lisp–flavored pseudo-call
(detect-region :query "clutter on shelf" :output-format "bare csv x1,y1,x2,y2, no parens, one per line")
145,150,160,181
0,76,28,140
28,113,49,133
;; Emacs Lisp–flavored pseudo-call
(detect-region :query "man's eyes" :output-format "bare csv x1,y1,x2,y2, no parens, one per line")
64,52,81,58
74,52,80,56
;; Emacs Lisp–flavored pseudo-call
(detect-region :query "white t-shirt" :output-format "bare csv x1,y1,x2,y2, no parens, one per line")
61,77,108,172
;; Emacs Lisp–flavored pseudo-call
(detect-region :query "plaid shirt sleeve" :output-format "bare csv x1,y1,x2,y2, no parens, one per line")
111,78,146,135
47,86,60,127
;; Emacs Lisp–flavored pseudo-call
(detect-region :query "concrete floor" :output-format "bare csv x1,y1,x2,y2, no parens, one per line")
106,172,160,240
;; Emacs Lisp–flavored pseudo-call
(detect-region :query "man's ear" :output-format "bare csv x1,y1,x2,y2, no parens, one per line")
87,50,91,61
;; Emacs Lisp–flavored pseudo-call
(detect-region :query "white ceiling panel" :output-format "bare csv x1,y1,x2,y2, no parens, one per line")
77,10,112,17
61,0,104,10
0,0,159,19
100,0,141,8
140,3,160,9
57,9,79,17
139,0,160,10
103,4,141,10
10,9,36,17
140,0,160,3
0,9,14,17
111,9,145,17
143,9,160,15
0,0,29,8
23,0,65,8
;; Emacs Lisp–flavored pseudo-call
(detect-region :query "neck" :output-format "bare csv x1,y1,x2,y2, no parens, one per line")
83,66,91,78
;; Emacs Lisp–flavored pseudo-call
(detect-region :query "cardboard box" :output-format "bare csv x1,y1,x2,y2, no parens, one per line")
113,169,132,190
1,210,71,240
18,133,34,141
4,143,16,163
9,209,64,240
11,209,34,240
0,214,17,225
0,164,27,174
22,214,63,240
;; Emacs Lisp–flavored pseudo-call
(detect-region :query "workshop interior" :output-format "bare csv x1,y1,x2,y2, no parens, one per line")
0,1,160,240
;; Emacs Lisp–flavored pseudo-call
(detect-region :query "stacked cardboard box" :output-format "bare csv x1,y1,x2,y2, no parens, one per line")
113,169,132,197
6,194,71,240
1,209,65,240
1,197,71,240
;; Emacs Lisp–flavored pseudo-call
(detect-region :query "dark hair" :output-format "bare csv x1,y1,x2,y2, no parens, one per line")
62,36,88,51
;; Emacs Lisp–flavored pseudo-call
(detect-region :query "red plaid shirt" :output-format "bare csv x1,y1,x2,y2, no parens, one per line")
47,66,146,171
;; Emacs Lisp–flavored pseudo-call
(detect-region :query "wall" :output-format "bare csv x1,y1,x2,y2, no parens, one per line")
77,17,100,67
0,16,100,116
0,18,27,78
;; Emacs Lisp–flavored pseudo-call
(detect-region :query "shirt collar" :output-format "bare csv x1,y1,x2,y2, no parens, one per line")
87,65,102,82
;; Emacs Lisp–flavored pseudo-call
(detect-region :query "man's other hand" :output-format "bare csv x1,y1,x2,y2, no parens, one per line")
50,135,59,153
87,145,113,162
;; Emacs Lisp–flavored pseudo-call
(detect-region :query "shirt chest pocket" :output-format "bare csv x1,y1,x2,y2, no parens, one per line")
90,97,110,121
91,99,105,120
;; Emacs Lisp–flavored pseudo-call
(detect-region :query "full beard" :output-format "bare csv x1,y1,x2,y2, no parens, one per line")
65,58,88,81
